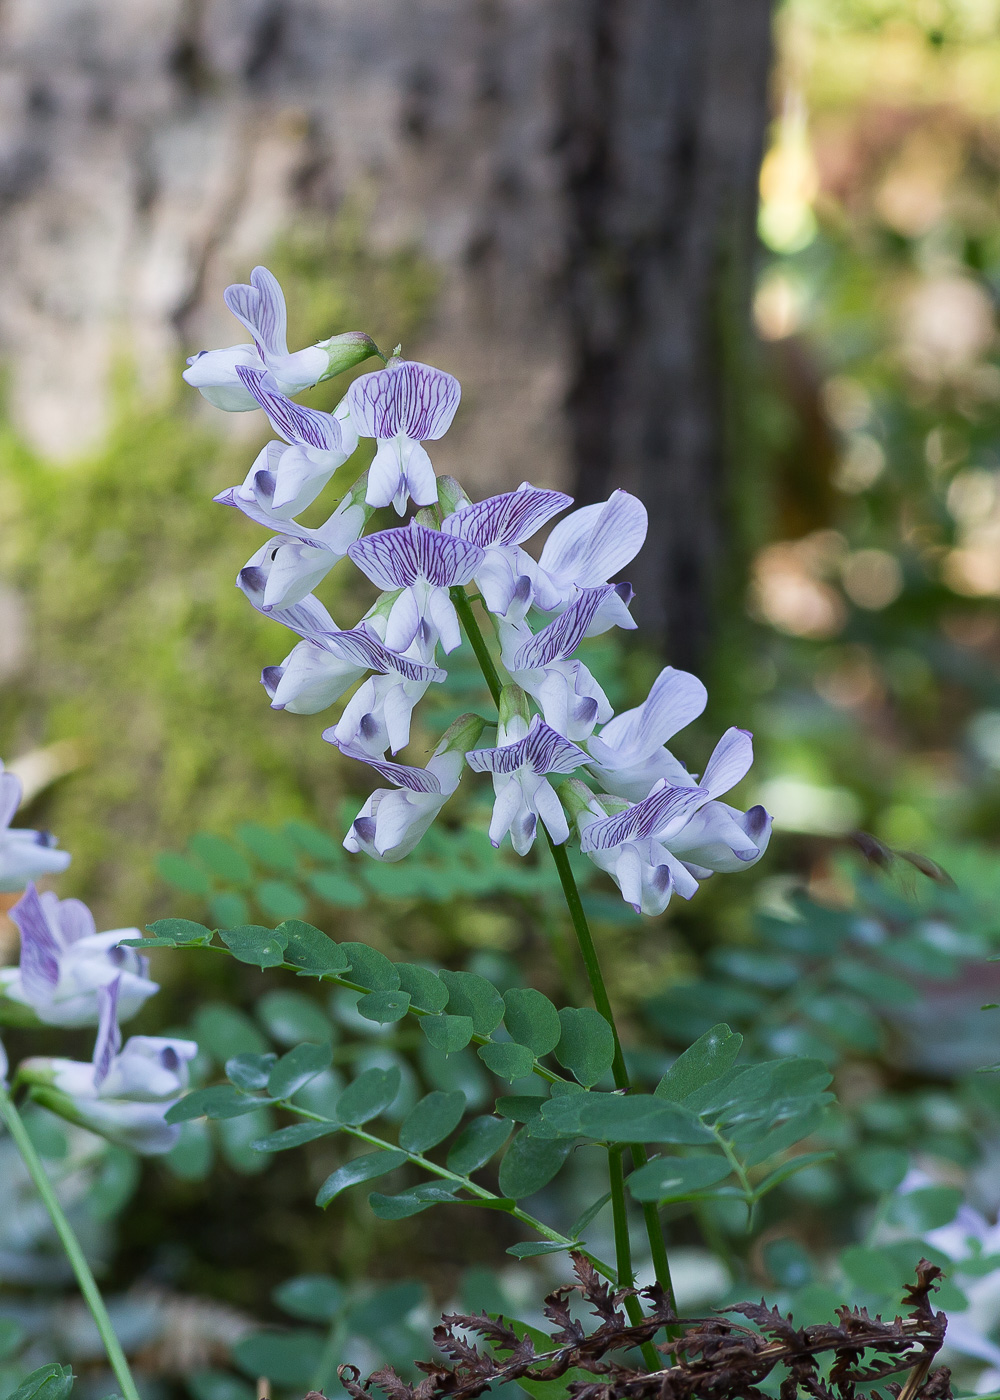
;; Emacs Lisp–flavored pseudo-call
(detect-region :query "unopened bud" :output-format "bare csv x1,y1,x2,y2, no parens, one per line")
437,476,471,518
498,684,531,737
436,712,486,756
316,332,381,382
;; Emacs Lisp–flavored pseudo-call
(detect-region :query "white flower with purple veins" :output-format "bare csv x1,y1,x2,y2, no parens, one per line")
466,696,588,854
182,265,376,412
0,762,71,892
324,626,447,756
530,490,648,614
440,484,572,616
347,360,461,514
336,714,484,862
500,585,634,741
232,367,359,519
18,977,197,1155
586,666,709,802
0,883,157,1029
348,521,484,655
579,728,760,915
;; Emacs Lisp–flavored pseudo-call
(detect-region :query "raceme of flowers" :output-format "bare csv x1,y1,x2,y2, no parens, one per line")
188,266,772,916
0,775,195,1155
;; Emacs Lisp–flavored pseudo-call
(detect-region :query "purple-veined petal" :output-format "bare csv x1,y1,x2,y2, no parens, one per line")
326,627,446,683
0,771,22,829
224,267,289,359
467,715,586,776
10,883,61,999
511,586,615,671
235,367,341,453
700,728,754,798
347,361,461,442
581,784,708,853
589,667,708,766
441,485,572,549
538,490,647,587
329,739,443,794
348,522,483,590
92,975,123,1088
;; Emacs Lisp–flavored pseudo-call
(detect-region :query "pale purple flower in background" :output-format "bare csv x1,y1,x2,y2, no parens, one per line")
336,714,485,862
579,728,759,914
348,521,483,654
499,585,633,741
233,367,359,516
0,884,157,1029
530,490,648,613
324,626,447,756
182,266,376,411
440,484,572,616
18,977,197,1155
586,666,708,801
347,360,461,513
0,762,71,892
466,699,588,854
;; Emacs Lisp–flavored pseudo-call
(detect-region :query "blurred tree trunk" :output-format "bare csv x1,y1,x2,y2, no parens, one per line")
558,0,774,661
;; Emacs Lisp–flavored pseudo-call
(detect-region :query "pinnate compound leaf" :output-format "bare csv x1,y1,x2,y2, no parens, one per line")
357,989,412,1023
253,1121,340,1153
336,1067,402,1125
267,1042,333,1099
140,918,214,947
166,1085,265,1124
627,1153,732,1203
540,1092,713,1144
478,1041,535,1082
395,963,448,1011
446,1115,511,1174
554,1007,615,1087
421,1014,474,1053
440,970,505,1035
498,1129,572,1199
219,924,288,969
502,989,561,1056
226,1053,278,1091
339,942,400,991
316,1149,407,1206
655,1024,743,1103
278,920,350,975
369,1183,461,1219
8,1364,75,1400
399,1091,467,1153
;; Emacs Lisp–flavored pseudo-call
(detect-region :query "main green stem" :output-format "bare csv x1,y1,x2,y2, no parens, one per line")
451,586,676,1317
0,1086,142,1400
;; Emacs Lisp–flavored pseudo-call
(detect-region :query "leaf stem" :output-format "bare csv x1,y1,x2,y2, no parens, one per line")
0,1085,142,1400
610,1147,661,1370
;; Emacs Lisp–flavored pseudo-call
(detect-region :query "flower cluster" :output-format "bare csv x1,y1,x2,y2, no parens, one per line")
0,775,195,1154
191,268,771,914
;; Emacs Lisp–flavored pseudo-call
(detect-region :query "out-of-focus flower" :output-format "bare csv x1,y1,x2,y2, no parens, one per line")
0,884,156,1029
182,265,377,411
0,762,71,892
347,360,461,514
336,714,485,862
466,687,587,854
18,978,197,1155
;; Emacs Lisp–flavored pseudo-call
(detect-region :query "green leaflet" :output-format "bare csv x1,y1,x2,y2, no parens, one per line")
554,1007,615,1086
502,989,561,1056
626,1153,732,1203
396,963,449,1011
8,1364,75,1400
506,1241,572,1258
335,1067,402,1125
655,1024,743,1103
219,924,288,969
339,942,400,991
446,1116,512,1174
399,1091,467,1153
478,1041,535,1082
165,1085,266,1124
316,1149,408,1206
226,1053,277,1091
420,1014,475,1053
357,990,412,1024
539,1093,714,1144
232,1331,325,1389
497,1129,572,1199
369,1183,462,1219
267,1042,333,1099
439,971,505,1035
257,990,334,1046
253,1122,340,1153
278,920,351,975
140,918,214,947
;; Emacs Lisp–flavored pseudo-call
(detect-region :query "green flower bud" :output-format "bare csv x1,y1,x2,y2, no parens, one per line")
316,332,382,382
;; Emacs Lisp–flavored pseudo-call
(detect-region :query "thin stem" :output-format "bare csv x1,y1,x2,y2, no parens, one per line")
0,1086,141,1400
450,587,504,704
610,1148,661,1371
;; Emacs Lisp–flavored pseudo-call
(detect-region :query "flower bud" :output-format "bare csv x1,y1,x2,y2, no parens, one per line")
316,332,382,382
